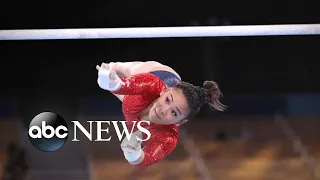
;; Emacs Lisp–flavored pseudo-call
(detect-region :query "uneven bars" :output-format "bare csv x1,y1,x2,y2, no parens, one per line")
0,24,319,40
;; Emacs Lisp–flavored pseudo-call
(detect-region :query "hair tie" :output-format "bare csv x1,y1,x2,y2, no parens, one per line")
196,87,206,105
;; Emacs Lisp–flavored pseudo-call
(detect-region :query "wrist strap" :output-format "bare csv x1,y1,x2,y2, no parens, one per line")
123,148,142,162
109,77,125,91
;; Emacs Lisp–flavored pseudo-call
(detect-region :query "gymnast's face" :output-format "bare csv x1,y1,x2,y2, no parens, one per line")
149,88,189,125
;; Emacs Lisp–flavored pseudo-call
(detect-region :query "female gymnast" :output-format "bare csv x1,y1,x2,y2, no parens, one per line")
96,61,226,168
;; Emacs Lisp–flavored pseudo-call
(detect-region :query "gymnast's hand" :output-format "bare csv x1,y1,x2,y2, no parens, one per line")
96,63,123,91
120,130,143,162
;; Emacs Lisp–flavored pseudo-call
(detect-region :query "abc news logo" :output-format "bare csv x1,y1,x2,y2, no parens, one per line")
28,112,151,152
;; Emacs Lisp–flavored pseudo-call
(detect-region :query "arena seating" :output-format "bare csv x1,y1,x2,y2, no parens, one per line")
0,118,318,180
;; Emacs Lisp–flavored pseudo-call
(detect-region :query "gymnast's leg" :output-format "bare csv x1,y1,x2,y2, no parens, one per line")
108,61,181,102
110,61,180,79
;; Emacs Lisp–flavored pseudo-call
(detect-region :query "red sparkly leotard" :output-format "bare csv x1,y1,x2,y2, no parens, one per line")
112,73,179,168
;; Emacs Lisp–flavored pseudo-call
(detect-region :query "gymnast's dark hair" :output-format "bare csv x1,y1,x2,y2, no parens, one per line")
175,81,226,119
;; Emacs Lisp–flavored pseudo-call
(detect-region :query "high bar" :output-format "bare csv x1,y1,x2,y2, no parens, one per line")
0,24,319,40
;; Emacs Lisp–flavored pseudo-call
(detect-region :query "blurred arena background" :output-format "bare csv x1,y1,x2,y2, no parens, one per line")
0,0,320,179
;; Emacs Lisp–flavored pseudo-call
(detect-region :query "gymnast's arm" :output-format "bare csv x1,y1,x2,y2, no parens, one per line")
129,128,178,167
108,61,143,101
111,73,165,96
